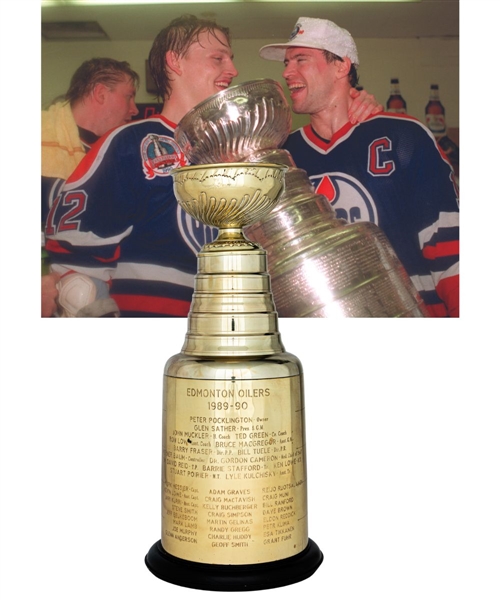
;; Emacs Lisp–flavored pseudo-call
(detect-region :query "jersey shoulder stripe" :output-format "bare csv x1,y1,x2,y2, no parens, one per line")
65,116,178,188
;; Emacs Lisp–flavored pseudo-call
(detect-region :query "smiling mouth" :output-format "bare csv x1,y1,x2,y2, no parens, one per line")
215,80,231,89
288,83,306,96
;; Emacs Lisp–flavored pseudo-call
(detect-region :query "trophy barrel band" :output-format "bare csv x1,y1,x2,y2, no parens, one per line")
145,538,323,592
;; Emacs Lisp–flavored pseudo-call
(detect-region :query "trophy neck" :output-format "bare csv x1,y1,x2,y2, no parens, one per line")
181,246,285,357
201,227,260,252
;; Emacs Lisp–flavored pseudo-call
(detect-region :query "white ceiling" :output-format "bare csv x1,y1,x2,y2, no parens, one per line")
41,1,459,42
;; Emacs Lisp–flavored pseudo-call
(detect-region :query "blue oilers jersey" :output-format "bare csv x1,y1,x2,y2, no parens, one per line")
42,123,98,224
283,113,459,317
45,116,217,317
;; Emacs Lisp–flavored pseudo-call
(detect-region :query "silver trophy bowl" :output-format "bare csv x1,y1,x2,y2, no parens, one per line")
175,79,428,317
175,79,292,164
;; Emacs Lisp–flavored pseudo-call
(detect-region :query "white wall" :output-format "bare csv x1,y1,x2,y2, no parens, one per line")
42,35,459,131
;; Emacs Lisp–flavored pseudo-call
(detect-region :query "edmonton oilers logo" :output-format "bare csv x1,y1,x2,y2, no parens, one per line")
177,204,218,256
310,172,379,224
141,134,186,179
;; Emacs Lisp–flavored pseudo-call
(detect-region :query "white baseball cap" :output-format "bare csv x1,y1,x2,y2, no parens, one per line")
259,17,359,66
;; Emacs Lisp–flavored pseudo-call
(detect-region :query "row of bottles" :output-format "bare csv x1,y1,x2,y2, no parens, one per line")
386,79,447,136
386,79,459,178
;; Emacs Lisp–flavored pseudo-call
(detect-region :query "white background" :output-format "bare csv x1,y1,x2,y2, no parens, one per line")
1,1,499,599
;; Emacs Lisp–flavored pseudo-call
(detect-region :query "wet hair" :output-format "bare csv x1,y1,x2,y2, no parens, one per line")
323,50,359,88
148,14,231,101
65,58,139,106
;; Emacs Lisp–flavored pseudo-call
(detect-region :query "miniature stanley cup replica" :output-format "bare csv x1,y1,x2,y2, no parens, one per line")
144,163,323,591
175,79,428,317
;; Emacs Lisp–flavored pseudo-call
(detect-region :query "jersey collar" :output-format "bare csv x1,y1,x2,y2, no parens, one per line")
303,120,355,151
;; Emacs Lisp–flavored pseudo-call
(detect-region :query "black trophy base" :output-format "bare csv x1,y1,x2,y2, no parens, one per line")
145,539,323,592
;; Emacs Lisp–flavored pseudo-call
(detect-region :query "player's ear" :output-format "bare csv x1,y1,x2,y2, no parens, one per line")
92,82,108,105
166,50,182,76
336,57,352,81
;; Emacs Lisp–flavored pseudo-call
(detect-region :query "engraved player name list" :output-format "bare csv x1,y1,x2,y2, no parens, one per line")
162,376,308,564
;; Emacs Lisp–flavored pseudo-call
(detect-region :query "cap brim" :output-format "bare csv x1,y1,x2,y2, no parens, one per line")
259,44,289,61
260,42,359,66
259,42,326,62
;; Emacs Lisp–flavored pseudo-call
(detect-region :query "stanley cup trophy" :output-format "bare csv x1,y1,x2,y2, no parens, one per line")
144,162,324,591
174,80,429,318
145,78,426,592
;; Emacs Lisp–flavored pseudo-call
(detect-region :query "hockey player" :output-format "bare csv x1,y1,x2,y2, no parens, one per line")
45,16,238,317
41,58,139,317
45,15,382,318
42,58,140,221
260,17,459,317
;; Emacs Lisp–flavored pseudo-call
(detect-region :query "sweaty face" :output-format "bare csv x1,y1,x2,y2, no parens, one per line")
283,47,338,115
177,30,238,110
99,77,139,134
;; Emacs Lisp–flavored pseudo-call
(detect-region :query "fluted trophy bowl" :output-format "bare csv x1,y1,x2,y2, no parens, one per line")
175,79,292,164
171,163,287,250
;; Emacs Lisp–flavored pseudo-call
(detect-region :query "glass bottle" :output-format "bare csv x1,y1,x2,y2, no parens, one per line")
386,78,407,113
425,84,446,138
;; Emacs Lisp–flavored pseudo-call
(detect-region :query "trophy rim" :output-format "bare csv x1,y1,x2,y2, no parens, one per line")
171,162,288,175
